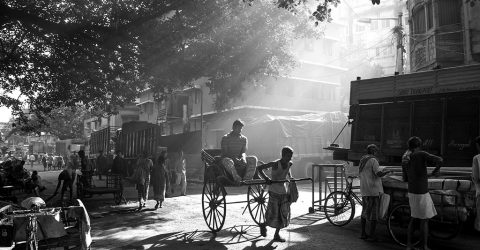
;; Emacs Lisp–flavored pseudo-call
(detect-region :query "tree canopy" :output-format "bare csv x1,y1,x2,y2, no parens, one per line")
1,0,341,132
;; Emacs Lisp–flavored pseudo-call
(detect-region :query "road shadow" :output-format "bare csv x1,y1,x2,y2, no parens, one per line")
282,217,476,250
289,212,326,226
114,224,266,249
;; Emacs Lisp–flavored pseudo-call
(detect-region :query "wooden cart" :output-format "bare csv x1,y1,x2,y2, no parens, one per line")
76,171,124,205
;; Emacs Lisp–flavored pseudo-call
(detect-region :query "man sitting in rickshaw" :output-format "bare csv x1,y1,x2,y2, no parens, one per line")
216,119,249,187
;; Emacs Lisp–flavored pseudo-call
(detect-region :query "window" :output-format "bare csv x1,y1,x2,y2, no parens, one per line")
426,1,433,30
382,20,390,28
438,0,461,26
370,20,379,30
323,41,333,56
355,24,365,32
304,39,314,51
194,91,199,104
413,5,426,34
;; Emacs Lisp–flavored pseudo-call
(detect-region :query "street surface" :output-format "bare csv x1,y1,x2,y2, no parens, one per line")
16,164,480,249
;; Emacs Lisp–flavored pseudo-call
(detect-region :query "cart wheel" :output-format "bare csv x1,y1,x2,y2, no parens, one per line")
114,192,123,205
323,191,355,226
202,181,226,232
429,217,462,240
247,184,269,226
387,204,421,247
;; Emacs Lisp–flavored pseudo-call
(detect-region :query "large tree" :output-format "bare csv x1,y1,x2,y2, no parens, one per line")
1,0,339,132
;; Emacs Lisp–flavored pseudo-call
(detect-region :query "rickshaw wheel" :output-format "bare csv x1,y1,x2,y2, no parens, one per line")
387,204,421,247
247,184,269,226
324,191,355,226
202,181,226,233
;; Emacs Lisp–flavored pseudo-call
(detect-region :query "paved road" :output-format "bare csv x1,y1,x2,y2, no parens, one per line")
23,171,480,249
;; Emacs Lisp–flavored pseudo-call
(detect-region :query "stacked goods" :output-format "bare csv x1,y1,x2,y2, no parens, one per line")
382,176,475,222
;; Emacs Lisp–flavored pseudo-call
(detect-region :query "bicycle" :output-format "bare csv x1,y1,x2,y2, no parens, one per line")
323,176,363,226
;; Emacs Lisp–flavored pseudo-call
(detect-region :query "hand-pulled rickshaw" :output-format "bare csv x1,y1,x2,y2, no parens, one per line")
200,149,311,233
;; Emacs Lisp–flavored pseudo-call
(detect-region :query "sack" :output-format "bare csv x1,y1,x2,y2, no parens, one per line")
378,193,391,219
289,181,299,203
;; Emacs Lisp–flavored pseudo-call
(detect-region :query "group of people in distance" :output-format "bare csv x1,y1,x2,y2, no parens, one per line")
132,149,187,210
359,135,480,250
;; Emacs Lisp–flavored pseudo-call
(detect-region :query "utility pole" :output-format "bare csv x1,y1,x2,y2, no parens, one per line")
396,12,404,75
200,86,204,148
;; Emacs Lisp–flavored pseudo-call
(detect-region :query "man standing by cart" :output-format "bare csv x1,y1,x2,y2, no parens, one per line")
358,144,391,242
403,136,442,250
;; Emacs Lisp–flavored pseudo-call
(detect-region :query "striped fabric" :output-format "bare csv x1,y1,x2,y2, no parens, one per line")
221,132,247,159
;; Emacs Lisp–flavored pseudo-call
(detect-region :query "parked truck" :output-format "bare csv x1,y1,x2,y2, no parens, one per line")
343,64,480,168
339,64,480,231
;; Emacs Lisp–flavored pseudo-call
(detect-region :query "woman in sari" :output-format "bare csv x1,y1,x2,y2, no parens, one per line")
151,151,169,209
135,151,152,209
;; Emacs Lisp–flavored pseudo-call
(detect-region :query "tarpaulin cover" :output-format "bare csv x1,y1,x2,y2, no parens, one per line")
247,111,349,138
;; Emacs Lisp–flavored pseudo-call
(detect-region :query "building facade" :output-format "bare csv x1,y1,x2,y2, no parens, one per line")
408,0,480,72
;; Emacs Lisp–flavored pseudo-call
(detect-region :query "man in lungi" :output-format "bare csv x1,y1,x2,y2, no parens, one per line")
257,146,294,242
403,136,442,250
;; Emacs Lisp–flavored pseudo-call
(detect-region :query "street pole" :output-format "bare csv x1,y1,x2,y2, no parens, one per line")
396,12,404,75
200,87,204,149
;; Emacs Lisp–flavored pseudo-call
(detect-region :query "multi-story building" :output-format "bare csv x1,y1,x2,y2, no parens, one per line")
408,0,480,72
342,0,409,75
83,104,139,139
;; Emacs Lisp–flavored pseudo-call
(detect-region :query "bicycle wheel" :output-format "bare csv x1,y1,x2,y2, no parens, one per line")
324,191,355,226
202,181,226,232
247,184,269,226
387,204,420,247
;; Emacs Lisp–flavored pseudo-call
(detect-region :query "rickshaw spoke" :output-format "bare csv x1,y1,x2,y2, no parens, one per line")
251,187,259,197
251,202,260,211
254,203,261,219
206,208,213,220
208,209,213,227
259,204,265,221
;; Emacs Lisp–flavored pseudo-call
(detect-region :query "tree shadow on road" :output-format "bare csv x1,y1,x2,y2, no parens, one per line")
114,224,269,249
